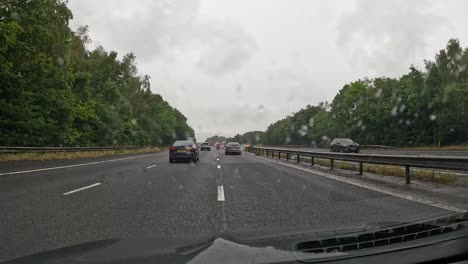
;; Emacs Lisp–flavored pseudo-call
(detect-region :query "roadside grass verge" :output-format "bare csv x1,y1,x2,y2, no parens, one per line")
254,152,467,186
309,157,466,186
0,147,164,161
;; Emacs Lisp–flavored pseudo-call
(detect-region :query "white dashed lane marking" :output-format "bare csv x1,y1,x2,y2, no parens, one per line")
217,186,225,201
63,183,101,196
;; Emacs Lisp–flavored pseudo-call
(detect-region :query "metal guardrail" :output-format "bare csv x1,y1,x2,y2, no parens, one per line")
0,146,144,154
278,145,395,149
247,147,468,184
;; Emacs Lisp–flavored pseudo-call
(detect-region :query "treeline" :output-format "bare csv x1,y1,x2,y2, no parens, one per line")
213,39,468,147
0,0,194,146
205,131,264,145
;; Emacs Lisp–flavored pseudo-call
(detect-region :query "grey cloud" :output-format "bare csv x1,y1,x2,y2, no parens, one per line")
70,0,256,74
337,0,448,75
74,0,199,60
194,21,257,75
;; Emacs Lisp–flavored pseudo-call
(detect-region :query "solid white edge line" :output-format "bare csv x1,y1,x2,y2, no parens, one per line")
63,182,101,196
217,165,221,169
251,153,467,213
0,153,164,176
146,164,157,169
217,186,225,201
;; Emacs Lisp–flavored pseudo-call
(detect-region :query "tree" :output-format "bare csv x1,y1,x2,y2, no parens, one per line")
0,0,195,147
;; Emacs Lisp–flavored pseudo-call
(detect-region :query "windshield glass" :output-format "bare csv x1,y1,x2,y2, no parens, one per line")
173,141,193,147
2,1,468,262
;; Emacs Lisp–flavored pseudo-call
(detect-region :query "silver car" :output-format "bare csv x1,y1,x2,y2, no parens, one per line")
225,142,242,155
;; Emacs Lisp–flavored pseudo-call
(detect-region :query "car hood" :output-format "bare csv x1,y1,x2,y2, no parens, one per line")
7,213,467,264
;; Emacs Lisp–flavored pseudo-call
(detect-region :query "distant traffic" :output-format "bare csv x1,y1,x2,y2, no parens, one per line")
170,140,244,163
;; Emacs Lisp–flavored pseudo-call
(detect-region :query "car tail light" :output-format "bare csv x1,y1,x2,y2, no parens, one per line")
170,147,176,151
188,147,196,152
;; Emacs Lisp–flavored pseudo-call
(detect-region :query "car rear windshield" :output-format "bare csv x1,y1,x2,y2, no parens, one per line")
173,140,193,146
337,138,353,143
201,143,209,145
227,142,240,146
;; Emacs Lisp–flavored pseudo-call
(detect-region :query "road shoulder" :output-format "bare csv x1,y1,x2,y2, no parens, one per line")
244,152,468,212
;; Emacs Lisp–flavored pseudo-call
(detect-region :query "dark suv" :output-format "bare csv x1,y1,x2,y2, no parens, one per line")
169,140,199,163
330,138,360,153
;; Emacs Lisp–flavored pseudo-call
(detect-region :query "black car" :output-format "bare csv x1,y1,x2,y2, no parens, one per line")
169,140,199,163
330,138,360,153
225,142,241,155
200,142,211,151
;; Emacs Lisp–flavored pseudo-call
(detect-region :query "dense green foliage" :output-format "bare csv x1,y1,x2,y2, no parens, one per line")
0,0,194,146
205,131,265,145
215,39,468,147
204,135,228,143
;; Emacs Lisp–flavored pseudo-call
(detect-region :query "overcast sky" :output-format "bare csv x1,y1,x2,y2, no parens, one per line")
68,0,468,141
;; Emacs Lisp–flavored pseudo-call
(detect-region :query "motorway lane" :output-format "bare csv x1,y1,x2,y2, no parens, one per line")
1,151,222,261
0,148,452,261
219,151,449,234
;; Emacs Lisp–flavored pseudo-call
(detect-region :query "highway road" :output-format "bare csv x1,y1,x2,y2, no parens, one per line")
0,149,463,261
264,146,468,156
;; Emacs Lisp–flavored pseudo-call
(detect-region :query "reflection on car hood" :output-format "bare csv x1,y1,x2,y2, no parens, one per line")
7,213,466,264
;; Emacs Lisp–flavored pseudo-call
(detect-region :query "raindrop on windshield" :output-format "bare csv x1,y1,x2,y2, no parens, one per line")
310,141,317,148
258,105,265,113
234,168,241,178
10,11,20,21
430,114,437,121
57,57,65,66
391,106,398,116
375,88,383,98
399,104,406,112
131,119,137,126
285,136,291,143
357,120,363,127
309,117,314,127
298,128,307,136
235,84,242,94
